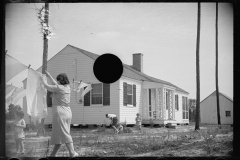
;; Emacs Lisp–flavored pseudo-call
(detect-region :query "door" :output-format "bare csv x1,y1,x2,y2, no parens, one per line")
149,88,156,119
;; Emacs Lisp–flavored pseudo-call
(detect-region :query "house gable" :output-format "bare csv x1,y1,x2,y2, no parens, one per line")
201,91,233,104
22,44,188,94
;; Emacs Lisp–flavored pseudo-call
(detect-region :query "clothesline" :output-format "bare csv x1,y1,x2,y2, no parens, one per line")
72,79,91,84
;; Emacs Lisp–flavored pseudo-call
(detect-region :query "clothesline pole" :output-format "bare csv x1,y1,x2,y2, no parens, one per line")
38,3,49,137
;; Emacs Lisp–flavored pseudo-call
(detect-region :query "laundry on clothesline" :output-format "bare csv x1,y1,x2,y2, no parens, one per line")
11,88,26,105
81,84,92,97
26,68,48,119
72,80,92,93
72,80,92,100
6,85,16,100
72,80,88,92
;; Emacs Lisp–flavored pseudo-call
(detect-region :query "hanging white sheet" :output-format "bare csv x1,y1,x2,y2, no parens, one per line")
26,69,48,119
11,88,26,105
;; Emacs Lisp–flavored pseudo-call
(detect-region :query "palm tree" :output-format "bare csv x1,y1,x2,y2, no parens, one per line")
215,2,221,128
195,2,201,131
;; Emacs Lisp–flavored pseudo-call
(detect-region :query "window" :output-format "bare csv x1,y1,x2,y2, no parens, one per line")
182,96,188,119
91,83,102,105
127,84,133,105
123,82,136,106
84,83,110,106
226,111,231,117
175,95,179,110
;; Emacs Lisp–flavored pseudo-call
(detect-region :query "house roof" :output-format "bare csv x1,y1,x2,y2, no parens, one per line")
200,90,233,103
69,45,188,94
26,44,189,94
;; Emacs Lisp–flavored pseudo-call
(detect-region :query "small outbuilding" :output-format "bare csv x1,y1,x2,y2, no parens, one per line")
200,91,233,125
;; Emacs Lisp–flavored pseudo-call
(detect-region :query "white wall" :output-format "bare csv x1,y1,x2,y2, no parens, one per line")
200,92,233,125
22,45,120,125
175,91,189,124
119,76,142,124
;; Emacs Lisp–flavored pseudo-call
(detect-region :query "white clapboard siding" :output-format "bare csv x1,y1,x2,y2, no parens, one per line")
22,45,120,125
77,80,120,125
200,91,233,125
119,76,142,124
174,91,189,123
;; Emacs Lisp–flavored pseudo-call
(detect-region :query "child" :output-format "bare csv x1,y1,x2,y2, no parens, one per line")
13,109,26,154
106,114,121,134
135,113,142,131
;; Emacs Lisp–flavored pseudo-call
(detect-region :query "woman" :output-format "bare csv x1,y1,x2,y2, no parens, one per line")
41,71,78,157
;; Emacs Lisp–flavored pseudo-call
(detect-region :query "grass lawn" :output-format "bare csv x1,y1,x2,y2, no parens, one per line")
6,123,233,158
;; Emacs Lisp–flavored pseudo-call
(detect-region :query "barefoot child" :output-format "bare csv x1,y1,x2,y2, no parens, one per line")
135,113,142,131
13,110,26,154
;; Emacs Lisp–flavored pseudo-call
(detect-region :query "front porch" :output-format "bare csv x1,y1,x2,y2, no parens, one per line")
141,84,189,126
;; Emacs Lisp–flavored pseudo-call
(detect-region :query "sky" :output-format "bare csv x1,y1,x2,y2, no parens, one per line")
5,3,233,101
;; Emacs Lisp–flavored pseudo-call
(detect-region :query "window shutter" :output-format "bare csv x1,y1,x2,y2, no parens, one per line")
186,97,188,119
123,82,127,106
84,87,90,106
186,97,188,111
103,83,110,106
175,95,177,110
47,91,52,107
133,84,136,106
177,95,179,110
166,92,168,110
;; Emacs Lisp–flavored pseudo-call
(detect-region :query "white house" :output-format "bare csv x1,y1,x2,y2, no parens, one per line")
22,45,189,126
200,91,233,125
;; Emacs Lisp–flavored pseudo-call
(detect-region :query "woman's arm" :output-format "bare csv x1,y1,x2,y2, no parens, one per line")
41,75,58,92
45,71,58,85
21,119,26,128
16,120,26,128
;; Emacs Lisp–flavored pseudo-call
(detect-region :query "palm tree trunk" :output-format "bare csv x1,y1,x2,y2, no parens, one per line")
195,2,201,131
37,3,49,137
215,2,221,128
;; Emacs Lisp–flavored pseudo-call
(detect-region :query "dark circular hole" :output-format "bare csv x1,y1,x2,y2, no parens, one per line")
93,53,123,84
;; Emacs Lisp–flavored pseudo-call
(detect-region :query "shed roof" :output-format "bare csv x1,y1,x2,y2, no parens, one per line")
200,90,233,103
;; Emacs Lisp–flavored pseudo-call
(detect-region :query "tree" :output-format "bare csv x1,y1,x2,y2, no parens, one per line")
36,3,50,137
215,2,221,128
189,98,196,108
189,99,196,122
195,2,201,131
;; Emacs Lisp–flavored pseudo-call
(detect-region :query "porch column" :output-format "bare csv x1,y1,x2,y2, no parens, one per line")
168,90,173,120
142,89,148,120
163,88,166,120
157,88,164,120
172,91,175,120
170,91,175,120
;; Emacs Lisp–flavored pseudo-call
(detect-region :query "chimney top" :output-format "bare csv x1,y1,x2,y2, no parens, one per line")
132,53,143,72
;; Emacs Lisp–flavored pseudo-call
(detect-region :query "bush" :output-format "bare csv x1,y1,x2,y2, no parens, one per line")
97,124,106,132
123,127,133,133
120,120,133,133
150,118,154,128
6,120,14,132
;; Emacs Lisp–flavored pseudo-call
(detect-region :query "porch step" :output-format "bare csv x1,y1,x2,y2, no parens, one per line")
166,123,177,126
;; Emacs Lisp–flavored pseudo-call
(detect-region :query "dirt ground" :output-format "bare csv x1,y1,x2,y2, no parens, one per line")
6,124,233,158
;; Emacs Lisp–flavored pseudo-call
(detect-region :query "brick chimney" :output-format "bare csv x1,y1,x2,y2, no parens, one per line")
132,53,143,72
